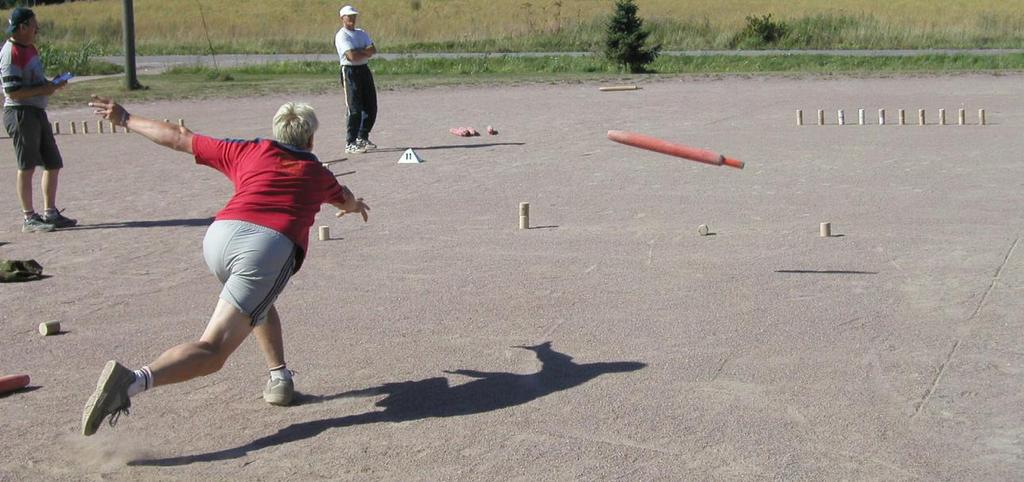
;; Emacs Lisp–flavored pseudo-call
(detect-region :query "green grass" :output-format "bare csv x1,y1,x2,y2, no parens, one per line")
49,53,1024,109
160,53,1024,77
39,44,123,76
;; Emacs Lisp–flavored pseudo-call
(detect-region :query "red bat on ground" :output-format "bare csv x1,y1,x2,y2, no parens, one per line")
0,374,29,395
607,130,744,169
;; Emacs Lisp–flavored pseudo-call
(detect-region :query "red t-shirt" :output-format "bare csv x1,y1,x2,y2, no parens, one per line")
193,134,347,272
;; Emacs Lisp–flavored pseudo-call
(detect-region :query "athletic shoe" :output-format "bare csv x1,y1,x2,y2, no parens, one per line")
356,138,377,150
81,360,134,436
22,214,55,233
345,143,366,154
263,377,294,406
41,210,77,229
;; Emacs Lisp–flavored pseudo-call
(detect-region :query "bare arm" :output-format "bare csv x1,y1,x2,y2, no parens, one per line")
329,185,370,222
88,95,194,154
344,44,376,62
7,80,64,101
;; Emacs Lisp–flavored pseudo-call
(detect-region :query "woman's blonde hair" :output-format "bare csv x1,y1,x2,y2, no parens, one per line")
272,102,318,148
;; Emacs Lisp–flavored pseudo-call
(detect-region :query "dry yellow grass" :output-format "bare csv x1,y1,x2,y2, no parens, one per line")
26,0,1024,51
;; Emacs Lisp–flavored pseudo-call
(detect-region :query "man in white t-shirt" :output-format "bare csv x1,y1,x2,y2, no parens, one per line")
334,5,378,154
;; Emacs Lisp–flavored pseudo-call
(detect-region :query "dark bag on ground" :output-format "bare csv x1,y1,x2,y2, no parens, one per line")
0,259,43,282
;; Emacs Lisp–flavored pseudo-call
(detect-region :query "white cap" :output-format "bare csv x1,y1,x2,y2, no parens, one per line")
339,5,359,16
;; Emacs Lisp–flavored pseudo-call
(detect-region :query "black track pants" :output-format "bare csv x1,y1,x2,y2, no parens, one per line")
340,64,378,144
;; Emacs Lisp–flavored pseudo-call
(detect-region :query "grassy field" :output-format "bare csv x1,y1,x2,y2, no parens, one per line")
50,53,1024,109
21,0,1024,54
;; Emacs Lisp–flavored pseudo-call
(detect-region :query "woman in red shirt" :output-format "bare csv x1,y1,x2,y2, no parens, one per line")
81,95,370,436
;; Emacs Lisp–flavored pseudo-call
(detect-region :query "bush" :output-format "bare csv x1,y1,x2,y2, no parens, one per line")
729,13,789,49
205,71,234,82
604,0,661,73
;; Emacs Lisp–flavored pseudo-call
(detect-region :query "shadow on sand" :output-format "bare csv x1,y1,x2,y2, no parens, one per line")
369,142,525,154
130,342,645,467
0,385,40,398
68,217,214,231
775,269,878,275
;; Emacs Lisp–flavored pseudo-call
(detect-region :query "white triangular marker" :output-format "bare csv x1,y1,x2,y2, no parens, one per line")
398,148,422,164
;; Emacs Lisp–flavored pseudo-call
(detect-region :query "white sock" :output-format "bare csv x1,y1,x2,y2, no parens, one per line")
270,365,292,381
127,366,153,397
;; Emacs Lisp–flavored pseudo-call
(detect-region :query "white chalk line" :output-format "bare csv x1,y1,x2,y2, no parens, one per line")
912,237,1020,418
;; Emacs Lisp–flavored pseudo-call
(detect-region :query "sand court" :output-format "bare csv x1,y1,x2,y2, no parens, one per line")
1,73,1022,479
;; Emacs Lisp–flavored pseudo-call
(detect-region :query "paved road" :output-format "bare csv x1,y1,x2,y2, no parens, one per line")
97,49,1024,73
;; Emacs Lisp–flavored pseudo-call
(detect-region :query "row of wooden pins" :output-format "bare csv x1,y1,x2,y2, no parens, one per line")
52,118,186,135
797,109,986,126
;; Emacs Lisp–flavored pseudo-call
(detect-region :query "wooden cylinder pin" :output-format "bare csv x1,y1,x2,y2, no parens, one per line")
817,109,824,126
837,110,845,126
519,202,529,230
38,320,60,336
820,222,832,237
178,119,185,127
796,110,803,126
110,121,117,134
70,121,77,134
82,121,89,134
698,224,709,236
918,109,926,126
97,120,105,133
958,109,966,125
898,109,906,125
979,109,986,126
317,225,329,241
878,109,885,125
53,121,60,135
858,109,865,125
939,108,946,126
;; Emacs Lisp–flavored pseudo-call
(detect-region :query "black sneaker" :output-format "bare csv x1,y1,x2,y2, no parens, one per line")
42,210,77,228
22,214,55,233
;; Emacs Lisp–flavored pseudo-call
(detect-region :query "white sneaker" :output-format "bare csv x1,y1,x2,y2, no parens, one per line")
264,378,294,406
81,361,135,436
345,143,366,154
356,138,377,150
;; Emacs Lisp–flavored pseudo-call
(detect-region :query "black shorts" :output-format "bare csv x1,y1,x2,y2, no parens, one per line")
4,106,63,171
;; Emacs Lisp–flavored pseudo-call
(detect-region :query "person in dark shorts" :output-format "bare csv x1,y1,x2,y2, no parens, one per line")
1,7,75,232
80,95,370,436
335,5,379,154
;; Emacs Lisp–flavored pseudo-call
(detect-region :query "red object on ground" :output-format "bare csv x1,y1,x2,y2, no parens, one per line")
0,374,30,395
606,130,744,169
449,127,481,137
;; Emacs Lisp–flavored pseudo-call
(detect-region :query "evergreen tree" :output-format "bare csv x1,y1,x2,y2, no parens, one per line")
604,0,661,73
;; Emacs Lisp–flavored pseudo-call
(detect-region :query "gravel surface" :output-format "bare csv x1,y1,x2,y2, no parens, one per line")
1,73,1022,479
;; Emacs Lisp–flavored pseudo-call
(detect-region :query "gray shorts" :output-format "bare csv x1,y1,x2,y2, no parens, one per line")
4,106,63,171
203,220,296,325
